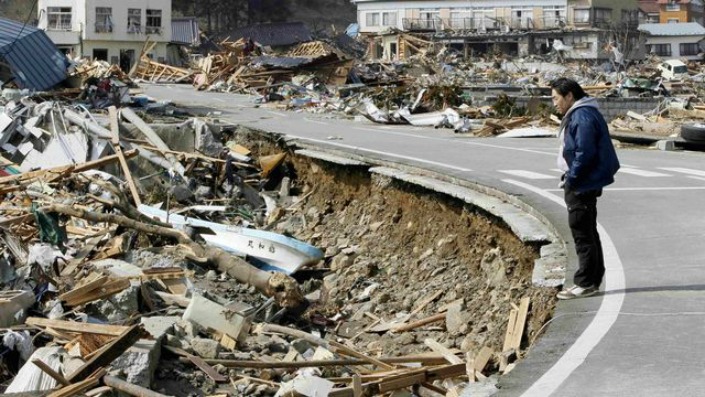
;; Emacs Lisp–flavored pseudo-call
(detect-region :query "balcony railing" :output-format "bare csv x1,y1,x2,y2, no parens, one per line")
402,18,442,31
403,16,568,32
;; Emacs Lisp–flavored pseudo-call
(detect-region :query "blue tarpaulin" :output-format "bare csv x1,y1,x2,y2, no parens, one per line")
0,17,68,90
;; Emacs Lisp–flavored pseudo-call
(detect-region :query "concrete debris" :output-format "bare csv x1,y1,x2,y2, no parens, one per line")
0,19,698,396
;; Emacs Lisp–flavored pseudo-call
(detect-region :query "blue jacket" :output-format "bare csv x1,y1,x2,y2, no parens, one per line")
562,101,620,193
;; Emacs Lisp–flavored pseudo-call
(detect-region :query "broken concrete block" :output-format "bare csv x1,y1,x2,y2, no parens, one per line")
446,302,471,335
87,284,139,323
141,316,180,339
0,290,35,327
110,339,161,388
656,140,676,151
183,294,251,342
190,337,220,359
275,374,334,397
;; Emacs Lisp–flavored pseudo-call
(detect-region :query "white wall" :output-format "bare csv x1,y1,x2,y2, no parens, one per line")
354,0,567,33
84,0,172,43
38,0,172,63
646,35,705,60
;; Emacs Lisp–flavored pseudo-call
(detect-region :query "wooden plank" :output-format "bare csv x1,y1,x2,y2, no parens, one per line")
410,290,443,316
390,312,446,333
58,276,108,303
63,278,131,307
61,232,110,276
186,354,228,383
161,278,188,296
31,358,69,386
48,369,105,397
352,374,362,397
423,339,463,365
67,325,142,383
108,106,141,207
473,346,493,374
502,308,519,352
26,317,129,336
509,297,530,351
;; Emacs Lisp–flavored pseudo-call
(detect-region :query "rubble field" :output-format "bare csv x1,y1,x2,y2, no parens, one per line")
146,128,557,396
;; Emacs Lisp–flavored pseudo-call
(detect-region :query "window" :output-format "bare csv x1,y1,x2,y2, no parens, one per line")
574,9,590,23
473,7,497,29
365,12,380,27
449,10,472,29
382,12,397,27
95,7,112,33
648,43,672,56
146,9,162,34
668,18,680,23
543,6,566,27
47,7,71,30
680,43,700,55
128,9,141,33
93,49,108,61
419,9,440,29
666,3,681,11
594,8,612,24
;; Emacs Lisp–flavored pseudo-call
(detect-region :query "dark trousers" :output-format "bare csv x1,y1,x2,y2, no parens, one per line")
564,188,605,288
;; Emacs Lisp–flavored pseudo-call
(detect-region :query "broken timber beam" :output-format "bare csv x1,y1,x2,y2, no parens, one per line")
108,106,142,207
67,324,142,383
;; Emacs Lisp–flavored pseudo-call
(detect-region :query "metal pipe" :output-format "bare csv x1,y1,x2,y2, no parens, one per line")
102,376,172,397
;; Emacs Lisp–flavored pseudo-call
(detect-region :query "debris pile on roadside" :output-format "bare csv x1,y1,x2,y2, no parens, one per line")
0,91,559,396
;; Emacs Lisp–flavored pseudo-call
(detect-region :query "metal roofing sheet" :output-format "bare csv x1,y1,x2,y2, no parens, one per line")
638,22,705,36
0,17,68,90
172,18,200,46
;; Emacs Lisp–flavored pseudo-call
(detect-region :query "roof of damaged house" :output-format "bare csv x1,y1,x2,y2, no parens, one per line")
220,22,312,47
638,22,705,36
172,17,201,46
0,17,68,90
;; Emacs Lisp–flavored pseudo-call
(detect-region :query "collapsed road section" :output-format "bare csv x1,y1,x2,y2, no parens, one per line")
0,93,563,396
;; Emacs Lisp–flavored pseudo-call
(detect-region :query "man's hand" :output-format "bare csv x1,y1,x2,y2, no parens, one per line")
558,173,566,189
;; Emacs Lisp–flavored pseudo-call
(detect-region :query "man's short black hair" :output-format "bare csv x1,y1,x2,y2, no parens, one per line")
550,78,587,100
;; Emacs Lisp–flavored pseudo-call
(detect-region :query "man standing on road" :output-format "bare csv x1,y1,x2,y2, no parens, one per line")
551,78,620,300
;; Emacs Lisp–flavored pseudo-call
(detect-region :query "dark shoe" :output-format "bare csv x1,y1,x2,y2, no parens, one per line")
557,285,598,300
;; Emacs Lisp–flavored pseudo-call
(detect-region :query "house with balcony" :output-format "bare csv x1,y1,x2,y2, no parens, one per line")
350,0,640,61
639,0,661,23
37,0,172,72
657,0,704,24
639,22,705,60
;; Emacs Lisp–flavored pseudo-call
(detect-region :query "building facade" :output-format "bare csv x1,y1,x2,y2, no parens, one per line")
639,22,705,60
37,0,172,71
350,0,640,61
657,0,704,24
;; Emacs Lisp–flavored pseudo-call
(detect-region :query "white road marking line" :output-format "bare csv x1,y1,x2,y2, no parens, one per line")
689,176,705,182
503,179,625,397
618,168,671,177
353,128,560,156
658,167,705,177
286,135,473,173
545,186,705,192
498,170,556,180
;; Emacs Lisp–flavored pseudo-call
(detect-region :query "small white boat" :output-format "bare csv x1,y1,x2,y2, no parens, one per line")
139,204,323,274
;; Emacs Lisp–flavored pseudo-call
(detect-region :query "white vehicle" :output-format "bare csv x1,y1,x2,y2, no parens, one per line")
658,59,688,80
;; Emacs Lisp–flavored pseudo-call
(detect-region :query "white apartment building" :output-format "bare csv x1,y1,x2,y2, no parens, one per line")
37,0,172,71
351,0,640,61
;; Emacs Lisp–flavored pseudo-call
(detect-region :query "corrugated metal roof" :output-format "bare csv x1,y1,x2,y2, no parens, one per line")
0,17,68,90
220,22,312,47
172,18,200,46
638,22,705,36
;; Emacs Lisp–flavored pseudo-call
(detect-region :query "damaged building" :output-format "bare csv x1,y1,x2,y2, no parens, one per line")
351,0,642,62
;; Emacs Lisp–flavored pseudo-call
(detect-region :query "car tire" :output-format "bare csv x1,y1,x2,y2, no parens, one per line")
681,123,705,142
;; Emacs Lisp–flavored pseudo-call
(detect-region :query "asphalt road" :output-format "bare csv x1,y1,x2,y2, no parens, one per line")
144,84,705,396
